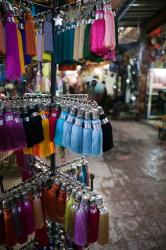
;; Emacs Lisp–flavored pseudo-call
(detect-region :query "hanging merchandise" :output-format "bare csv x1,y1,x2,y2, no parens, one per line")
0,13,6,56
0,158,109,248
0,94,113,155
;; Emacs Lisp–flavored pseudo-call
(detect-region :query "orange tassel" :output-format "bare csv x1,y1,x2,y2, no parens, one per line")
24,13,36,57
0,15,6,56
3,207,17,247
46,182,60,221
56,185,66,224
15,18,25,75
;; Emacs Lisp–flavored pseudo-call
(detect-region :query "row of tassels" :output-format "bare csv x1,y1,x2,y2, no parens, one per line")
0,169,109,248
0,103,113,156
54,6,117,64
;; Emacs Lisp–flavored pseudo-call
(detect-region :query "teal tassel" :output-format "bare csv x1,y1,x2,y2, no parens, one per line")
71,117,84,154
62,114,75,148
92,119,103,156
54,110,68,146
82,119,93,156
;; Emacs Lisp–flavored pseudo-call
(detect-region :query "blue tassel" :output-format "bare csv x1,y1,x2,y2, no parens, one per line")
92,119,103,156
82,161,89,186
62,114,76,148
77,165,84,184
70,117,84,154
54,110,68,146
82,119,93,155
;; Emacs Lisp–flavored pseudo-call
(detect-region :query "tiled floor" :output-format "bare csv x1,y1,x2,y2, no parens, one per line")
0,121,166,250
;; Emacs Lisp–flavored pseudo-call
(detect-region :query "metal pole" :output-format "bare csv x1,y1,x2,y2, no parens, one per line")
50,0,59,173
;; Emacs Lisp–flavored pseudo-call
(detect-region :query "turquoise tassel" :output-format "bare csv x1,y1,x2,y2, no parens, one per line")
92,119,103,156
54,110,68,146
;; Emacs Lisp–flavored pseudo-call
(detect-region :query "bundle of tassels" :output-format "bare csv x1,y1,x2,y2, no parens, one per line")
0,159,109,248
90,4,116,61
54,105,113,156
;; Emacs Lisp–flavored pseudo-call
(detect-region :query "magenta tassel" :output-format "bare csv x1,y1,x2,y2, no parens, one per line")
0,114,8,152
90,11,106,57
88,198,99,243
74,197,88,247
16,198,28,244
4,112,18,151
23,194,35,235
4,14,21,80
14,112,27,150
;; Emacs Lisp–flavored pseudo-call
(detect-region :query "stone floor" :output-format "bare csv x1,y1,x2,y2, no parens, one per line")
87,121,166,250
0,121,166,250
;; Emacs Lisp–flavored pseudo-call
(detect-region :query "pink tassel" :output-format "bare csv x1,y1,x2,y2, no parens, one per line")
4,14,21,80
104,6,116,51
90,11,106,57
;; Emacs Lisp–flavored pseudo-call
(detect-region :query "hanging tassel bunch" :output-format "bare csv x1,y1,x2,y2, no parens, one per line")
0,157,109,248
54,105,113,156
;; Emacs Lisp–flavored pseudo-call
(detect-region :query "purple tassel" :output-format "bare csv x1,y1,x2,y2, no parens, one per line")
37,26,43,62
43,15,53,53
0,113,8,151
4,112,18,151
14,112,27,150
19,19,32,65
5,14,21,80
74,196,89,247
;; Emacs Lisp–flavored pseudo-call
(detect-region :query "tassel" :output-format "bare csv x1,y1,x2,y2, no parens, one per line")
0,113,8,152
70,108,85,154
15,194,28,244
35,225,49,247
24,13,36,57
77,165,84,184
46,180,60,221
62,106,77,148
14,112,27,150
3,200,17,247
41,180,49,219
19,19,32,65
88,197,99,243
82,161,90,186
5,14,21,80
96,196,109,246
98,106,113,152
74,196,89,246
37,111,55,157
10,198,22,237
4,111,18,151
104,6,116,51
90,11,106,57
54,108,69,146
78,24,86,60
67,192,81,240
49,108,59,142
37,25,43,62
43,15,53,53
56,183,66,223
0,203,5,245
73,26,80,61
91,109,103,156
29,108,44,147
15,150,32,182
15,18,25,75
64,188,74,232
33,193,45,230
82,111,93,155
0,14,6,56
22,192,35,235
